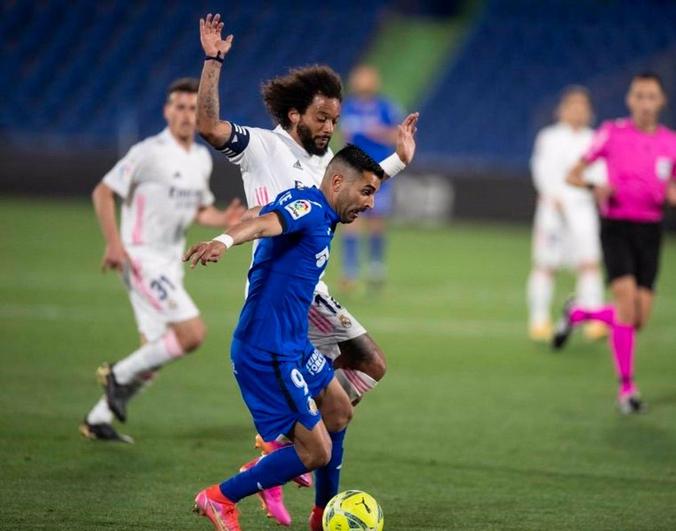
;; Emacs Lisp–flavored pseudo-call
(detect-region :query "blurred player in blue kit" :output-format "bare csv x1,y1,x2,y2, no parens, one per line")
185,146,385,531
339,65,403,290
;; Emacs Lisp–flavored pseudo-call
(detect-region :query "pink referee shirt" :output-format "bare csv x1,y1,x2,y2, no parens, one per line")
584,118,676,222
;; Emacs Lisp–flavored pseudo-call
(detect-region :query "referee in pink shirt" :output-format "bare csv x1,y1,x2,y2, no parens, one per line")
553,72,676,414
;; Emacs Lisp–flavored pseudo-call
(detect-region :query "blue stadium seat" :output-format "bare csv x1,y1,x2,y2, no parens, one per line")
1,0,383,149
417,0,676,169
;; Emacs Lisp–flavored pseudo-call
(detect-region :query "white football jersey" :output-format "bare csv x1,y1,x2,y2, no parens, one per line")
530,122,606,204
219,124,334,207
103,128,214,261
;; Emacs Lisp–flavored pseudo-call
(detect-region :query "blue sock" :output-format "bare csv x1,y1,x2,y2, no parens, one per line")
342,234,359,280
369,233,385,268
219,445,308,502
314,429,346,508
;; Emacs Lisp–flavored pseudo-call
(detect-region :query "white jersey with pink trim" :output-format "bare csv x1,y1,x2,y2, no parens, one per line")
103,128,214,262
218,124,334,207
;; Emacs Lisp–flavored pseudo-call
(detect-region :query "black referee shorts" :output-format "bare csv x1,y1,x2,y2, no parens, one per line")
600,218,663,291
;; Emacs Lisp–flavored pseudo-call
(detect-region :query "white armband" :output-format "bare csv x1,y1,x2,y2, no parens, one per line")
212,234,234,249
380,153,407,178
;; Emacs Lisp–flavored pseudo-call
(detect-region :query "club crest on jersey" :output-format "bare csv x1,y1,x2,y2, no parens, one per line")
285,199,312,220
656,157,672,181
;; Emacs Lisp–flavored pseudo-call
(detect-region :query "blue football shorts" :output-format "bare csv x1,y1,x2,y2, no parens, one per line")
230,339,334,442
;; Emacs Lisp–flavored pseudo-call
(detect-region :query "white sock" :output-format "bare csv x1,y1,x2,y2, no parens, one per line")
576,268,603,309
112,330,184,385
86,396,114,425
527,269,553,326
335,368,378,403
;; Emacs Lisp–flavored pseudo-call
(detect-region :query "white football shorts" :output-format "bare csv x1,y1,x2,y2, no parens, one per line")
532,198,601,269
308,281,367,361
121,255,199,342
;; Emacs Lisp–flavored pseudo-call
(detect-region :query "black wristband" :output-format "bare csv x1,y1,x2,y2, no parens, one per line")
205,51,224,63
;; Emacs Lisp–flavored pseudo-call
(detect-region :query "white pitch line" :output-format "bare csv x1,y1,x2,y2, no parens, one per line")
2,303,675,343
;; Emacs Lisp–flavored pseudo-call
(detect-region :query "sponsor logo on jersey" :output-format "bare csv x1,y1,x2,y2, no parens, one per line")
305,350,327,375
656,157,673,181
293,160,303,170
285,199,312,219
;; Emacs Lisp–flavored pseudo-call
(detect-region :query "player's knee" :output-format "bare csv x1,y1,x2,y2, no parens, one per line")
324,399,353,432
174,321,207,353
312,442,332,468
301,441,332,469
368,349,387,381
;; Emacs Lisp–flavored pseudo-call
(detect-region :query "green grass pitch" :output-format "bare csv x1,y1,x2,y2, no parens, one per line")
1,197,675,530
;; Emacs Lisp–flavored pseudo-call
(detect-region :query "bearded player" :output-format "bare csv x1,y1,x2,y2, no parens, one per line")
196,13,418,528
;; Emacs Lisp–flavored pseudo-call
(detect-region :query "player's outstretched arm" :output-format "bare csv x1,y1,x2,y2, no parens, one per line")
197,13,234,147
183,212,284,268
380,112,419,179
195,198,246,228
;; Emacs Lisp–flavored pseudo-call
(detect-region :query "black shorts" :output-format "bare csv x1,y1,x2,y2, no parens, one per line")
600,218,663,291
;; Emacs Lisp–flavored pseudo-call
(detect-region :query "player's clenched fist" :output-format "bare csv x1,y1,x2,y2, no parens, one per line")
101,242,129,273
183,240,227,268
199,13,234,58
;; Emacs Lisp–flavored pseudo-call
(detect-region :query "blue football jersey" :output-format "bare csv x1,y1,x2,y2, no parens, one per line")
341,96,402,162
233,186,340,360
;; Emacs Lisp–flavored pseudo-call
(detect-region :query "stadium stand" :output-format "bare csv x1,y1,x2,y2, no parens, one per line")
416,0,676,169
0,0,384,149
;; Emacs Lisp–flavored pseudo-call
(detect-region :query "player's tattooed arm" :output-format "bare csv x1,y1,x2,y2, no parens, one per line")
183,212,284,268
197,13,234,147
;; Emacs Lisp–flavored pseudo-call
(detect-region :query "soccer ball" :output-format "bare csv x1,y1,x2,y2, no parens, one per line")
322,490,384,530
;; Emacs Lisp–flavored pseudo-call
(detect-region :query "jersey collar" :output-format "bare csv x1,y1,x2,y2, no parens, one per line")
160,127,195,153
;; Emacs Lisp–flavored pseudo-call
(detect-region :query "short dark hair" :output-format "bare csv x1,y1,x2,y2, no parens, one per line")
167,77,199,100
261,65,343,129
632,72,665,93
330,144,385,180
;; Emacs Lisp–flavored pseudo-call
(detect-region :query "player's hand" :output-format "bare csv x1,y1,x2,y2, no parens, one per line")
183,240,227,269
666,181,676,207
200,13,234,58
592,184,614,207
223,198,247,229
395,112,419,165
101,242,129,273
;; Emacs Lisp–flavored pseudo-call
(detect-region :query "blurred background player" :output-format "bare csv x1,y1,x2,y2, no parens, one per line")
527,86,607,342
554,73,676,413
339,64,402,291
80,78,244,443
